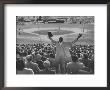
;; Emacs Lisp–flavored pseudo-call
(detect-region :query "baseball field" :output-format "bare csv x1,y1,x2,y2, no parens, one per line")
16,23,94,45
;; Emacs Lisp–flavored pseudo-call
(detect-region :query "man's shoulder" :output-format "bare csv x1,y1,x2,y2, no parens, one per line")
30,62,39,67
77,62,84,66
17,68,34,74
67,62,73,67
24,68,34,74
50,70,55,74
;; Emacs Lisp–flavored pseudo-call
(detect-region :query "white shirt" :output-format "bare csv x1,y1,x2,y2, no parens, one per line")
17,68,34,74
50,37,72,61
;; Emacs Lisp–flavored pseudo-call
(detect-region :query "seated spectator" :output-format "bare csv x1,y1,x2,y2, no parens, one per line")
35,54,45,70
66,56,90,74
25,55,41,74
39,60,55,74
48,53,56,69
16,59,34,74
36,53,42,61
32,52,42,62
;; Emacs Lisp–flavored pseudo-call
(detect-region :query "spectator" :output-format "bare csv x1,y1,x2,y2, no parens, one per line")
39,60,55,74
66,56,90,74
25,55,41,74
16,59,34,74
36,55,45,70
48,53,56,69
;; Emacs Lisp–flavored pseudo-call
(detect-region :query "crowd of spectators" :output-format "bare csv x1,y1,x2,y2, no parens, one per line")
16,16,94,25
16,43,94,74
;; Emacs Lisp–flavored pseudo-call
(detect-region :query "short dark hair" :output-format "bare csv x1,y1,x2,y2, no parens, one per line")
41,56,47,61
71,55,78,62
16,60,25,71
59,37,63,43
83,54,88,59
49,53,55,58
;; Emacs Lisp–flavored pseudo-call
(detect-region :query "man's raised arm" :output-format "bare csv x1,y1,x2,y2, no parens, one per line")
49,37,57,44
71,33,82,45
48,32,57,44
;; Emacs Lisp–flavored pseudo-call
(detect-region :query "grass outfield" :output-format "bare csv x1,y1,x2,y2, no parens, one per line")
17,23,94,45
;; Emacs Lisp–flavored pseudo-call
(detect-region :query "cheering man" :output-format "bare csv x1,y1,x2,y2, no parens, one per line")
48,32,82,74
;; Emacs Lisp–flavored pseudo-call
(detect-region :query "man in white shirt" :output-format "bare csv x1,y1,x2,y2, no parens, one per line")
48,32,82,74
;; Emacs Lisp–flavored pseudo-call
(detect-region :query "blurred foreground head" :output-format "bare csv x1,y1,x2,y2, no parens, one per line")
16,59,25,71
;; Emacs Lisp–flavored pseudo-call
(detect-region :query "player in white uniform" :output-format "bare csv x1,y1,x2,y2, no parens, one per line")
48,32,82,74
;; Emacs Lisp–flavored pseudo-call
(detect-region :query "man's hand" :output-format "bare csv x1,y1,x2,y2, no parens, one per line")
71,33,83,45
77,33,82,40
48,32,57,44
48,32,53,38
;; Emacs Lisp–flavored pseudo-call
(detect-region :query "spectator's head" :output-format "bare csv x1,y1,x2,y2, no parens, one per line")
59,37,63,43
36,54,42,61
78,58,82,62
83,54,88,59
16,60,25,71
26,55,33,62
71,56,78,62
49,53,55,58
41,56,47,61
43,59,50,68
16,57,21,61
